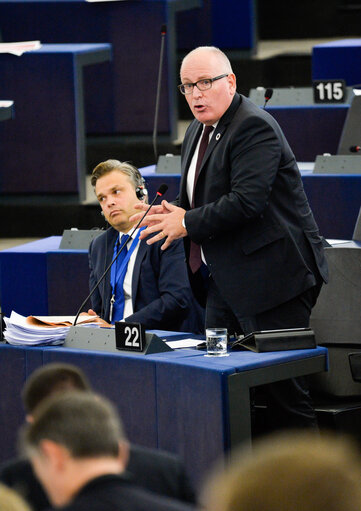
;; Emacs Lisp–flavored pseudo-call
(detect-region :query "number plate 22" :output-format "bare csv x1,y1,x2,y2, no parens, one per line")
115,322,145,352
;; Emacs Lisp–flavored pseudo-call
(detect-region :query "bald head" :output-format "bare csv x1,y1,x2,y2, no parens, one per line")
180,46,236,125
180,46,233,77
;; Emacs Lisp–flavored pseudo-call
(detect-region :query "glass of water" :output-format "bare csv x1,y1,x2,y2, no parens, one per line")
205,328,229,357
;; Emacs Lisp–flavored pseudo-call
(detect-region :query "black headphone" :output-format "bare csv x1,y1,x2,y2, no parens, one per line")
135,177,148,201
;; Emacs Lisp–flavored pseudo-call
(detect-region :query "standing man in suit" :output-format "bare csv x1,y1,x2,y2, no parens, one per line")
88,160,203,332
132,46,328,429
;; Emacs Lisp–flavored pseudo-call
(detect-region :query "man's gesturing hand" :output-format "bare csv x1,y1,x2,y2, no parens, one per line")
131,200,187,250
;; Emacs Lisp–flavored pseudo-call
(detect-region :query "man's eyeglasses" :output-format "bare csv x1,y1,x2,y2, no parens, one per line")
178,74,229,95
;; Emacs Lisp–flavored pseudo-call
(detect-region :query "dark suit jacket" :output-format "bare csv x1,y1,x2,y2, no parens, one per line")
88,227,204,333
126,445,195,503
0,446,196,511
51,474,194,511
180,93,328,320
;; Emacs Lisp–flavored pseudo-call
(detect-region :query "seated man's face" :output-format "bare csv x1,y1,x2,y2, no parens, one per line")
96,170,141,232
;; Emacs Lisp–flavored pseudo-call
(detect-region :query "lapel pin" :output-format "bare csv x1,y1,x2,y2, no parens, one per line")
215,133,221,141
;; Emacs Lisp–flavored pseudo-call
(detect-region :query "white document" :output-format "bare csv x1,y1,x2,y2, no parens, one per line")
165,338,205,349
0,101,14,108
0,41,41,56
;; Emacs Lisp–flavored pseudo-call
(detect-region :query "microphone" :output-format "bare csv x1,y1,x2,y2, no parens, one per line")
73,184,168,326
152,24,167,162
263,88,273,109
349,145,361,153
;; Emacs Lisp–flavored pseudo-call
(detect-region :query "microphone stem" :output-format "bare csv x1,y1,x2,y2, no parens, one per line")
153,31,166,162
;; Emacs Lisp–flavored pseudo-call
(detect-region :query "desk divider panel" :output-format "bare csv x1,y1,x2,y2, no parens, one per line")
302,175,361,239
46,251,90,316
41,349,159,448
0,251,49,317
154,356,235,485
265,106,348,162
0,346,27,462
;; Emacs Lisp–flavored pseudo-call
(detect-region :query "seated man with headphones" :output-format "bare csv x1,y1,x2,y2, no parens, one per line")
88,160,204,333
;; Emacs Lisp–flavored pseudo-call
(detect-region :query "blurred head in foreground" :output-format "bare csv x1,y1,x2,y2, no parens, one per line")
21,391,128,508
22,362,91,418
0,483,32,511
202,431,361,511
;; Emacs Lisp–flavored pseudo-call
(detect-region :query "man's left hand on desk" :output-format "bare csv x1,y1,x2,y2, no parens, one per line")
84,309,112,328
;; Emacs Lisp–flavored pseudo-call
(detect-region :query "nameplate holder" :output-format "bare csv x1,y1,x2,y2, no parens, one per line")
65,324,173,355
313,155,361,174
115,321,173,355
156,154,181,174
60,229,103,250
64,326,119,353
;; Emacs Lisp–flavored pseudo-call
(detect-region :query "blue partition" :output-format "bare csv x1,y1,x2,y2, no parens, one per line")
0,44,111,199
302,174,361,239
312,39,361,86
266,105,348,162
0,346,27,461
0,237,90,317
41,348,159,446
177,0,257,53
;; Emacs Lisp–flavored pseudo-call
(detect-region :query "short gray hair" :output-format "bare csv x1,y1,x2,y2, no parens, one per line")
91,159,144,190
22,391,126,459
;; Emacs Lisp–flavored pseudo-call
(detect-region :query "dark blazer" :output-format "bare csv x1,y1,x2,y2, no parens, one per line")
50,474,194,511
88,227,204,333
180,93,328,320
126,445,195,503
0,446,196,511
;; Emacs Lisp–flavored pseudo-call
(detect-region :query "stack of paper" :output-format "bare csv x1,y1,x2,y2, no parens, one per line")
4,311,99,346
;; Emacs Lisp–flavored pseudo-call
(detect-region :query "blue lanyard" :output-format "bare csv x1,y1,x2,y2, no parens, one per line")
109,229,144,323
110,229,143,296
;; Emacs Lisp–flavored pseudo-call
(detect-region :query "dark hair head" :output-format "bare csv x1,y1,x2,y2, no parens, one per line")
22,363,91,414
23,391,125,459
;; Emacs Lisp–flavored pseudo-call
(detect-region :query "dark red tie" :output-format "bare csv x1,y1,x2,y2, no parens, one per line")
189,125,214,273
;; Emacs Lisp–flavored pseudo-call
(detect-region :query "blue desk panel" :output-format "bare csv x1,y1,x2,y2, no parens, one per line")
312,39,361,86
0,44,111,199
0,0,200,137
0,346,27,462
266,105,348,162
0,237,90,317
0,342,327,484
302,174,361,239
